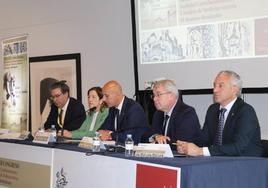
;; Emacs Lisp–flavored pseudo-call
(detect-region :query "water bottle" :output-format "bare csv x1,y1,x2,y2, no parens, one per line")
50,125,57,140
125,134,134,157
92,132,101,152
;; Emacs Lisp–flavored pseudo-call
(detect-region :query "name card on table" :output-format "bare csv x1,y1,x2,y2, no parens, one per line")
78,136,93,149
33,131,56,144
78,137,111,150
134,143,174,158
0,130,31,140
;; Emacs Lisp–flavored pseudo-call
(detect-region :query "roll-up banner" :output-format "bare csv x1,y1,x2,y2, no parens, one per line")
1,35,28,132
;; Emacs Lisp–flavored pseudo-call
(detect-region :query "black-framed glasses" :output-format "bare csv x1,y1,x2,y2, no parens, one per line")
151,92,170,99
50,93,64,100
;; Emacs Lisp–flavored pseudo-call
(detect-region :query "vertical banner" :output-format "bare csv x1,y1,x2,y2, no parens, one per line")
1,36,28,132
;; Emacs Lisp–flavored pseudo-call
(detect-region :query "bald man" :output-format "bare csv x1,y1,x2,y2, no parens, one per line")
98,80,148,144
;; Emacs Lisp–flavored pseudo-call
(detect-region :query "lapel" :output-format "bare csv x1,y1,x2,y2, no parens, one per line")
223,98,242,134
212,104,221,135
116,97,127,130
167,100,180,134
166,100,184,136
64,99,71,123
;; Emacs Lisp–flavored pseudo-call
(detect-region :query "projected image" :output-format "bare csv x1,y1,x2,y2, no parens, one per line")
140,28,186,63
140,0,177,30
186,25,217,59
255,17,268,56
140,21,254,63
218,21,254,57
135,0,268,90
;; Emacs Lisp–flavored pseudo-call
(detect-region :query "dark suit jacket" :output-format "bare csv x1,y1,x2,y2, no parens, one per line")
99,97,148,144
44,97,86,131
197,98,263,156
151,100,201,145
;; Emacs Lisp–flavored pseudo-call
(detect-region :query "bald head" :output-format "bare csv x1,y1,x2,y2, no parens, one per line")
103,80,122,94
102,80,124,107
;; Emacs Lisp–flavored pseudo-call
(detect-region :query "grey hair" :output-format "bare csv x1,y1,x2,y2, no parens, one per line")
218,70,242,97
152,79,179,99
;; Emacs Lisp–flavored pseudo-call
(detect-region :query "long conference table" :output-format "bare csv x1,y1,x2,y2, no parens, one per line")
0,139,268,188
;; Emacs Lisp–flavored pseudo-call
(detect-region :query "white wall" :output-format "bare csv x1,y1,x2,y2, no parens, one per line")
0,0,135,107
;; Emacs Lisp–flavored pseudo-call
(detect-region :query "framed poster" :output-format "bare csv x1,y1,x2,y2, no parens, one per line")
29,53,81,134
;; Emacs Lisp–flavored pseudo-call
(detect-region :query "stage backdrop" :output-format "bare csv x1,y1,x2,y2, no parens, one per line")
1,35,28,132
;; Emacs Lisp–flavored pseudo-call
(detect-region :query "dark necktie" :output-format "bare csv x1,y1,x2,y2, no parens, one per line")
162,114,170,136
58,109,64,137
215,108,227,146
114,108,119,131
58,109,64,128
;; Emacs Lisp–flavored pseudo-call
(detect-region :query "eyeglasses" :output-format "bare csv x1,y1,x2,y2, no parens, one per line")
50,93,64,100
151,92,170,99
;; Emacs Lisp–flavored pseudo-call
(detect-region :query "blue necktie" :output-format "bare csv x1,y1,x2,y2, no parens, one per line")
162,114,170,136
215,108,227,146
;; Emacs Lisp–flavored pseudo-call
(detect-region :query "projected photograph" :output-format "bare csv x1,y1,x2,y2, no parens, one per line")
140,0,177,30
186,25,218,59
218,21,254,58
140,28,186,63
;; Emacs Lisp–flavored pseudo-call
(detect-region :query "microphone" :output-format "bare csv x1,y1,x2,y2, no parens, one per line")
112,125,147,145
106,126,147,153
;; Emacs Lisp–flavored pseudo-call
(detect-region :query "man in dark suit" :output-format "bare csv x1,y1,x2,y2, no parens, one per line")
177,70,263,156
98,80,148,144
44,81,86,132
148,79,200,148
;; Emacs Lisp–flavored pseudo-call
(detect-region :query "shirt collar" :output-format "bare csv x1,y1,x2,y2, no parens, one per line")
166,99,177,117
116,96,125,113
61,98,70,112
220,97,237,112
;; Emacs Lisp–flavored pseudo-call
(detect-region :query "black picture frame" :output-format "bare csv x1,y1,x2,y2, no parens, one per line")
29,53,81,133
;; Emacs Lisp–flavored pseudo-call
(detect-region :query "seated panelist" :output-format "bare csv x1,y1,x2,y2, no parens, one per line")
148,79,201,149
177,70,263,157
59,87,108,139
98,80,148,144
44,80,86,132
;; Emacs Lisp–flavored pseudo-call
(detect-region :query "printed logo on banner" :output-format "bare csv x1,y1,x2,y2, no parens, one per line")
55,167,68,188
136,164,177,188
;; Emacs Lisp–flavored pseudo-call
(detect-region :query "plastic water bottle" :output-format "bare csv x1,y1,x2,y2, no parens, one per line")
50,125,57,140
92,132,101,152
125,134,134,157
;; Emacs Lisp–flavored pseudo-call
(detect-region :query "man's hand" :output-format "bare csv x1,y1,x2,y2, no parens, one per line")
176,140,203,156
57,130,72,138
155,134,170,144
98,130,112,141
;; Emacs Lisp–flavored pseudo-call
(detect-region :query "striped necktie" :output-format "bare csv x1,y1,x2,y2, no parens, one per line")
58,109,64,128
215,108,227,146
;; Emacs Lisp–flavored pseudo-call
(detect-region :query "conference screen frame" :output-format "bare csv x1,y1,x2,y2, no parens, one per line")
132,0,268,92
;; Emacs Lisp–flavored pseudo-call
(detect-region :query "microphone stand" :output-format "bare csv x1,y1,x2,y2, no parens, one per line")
115,131,119,152
56,124,65,143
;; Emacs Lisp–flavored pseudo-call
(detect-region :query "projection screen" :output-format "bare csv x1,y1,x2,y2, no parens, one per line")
133,0,268,90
